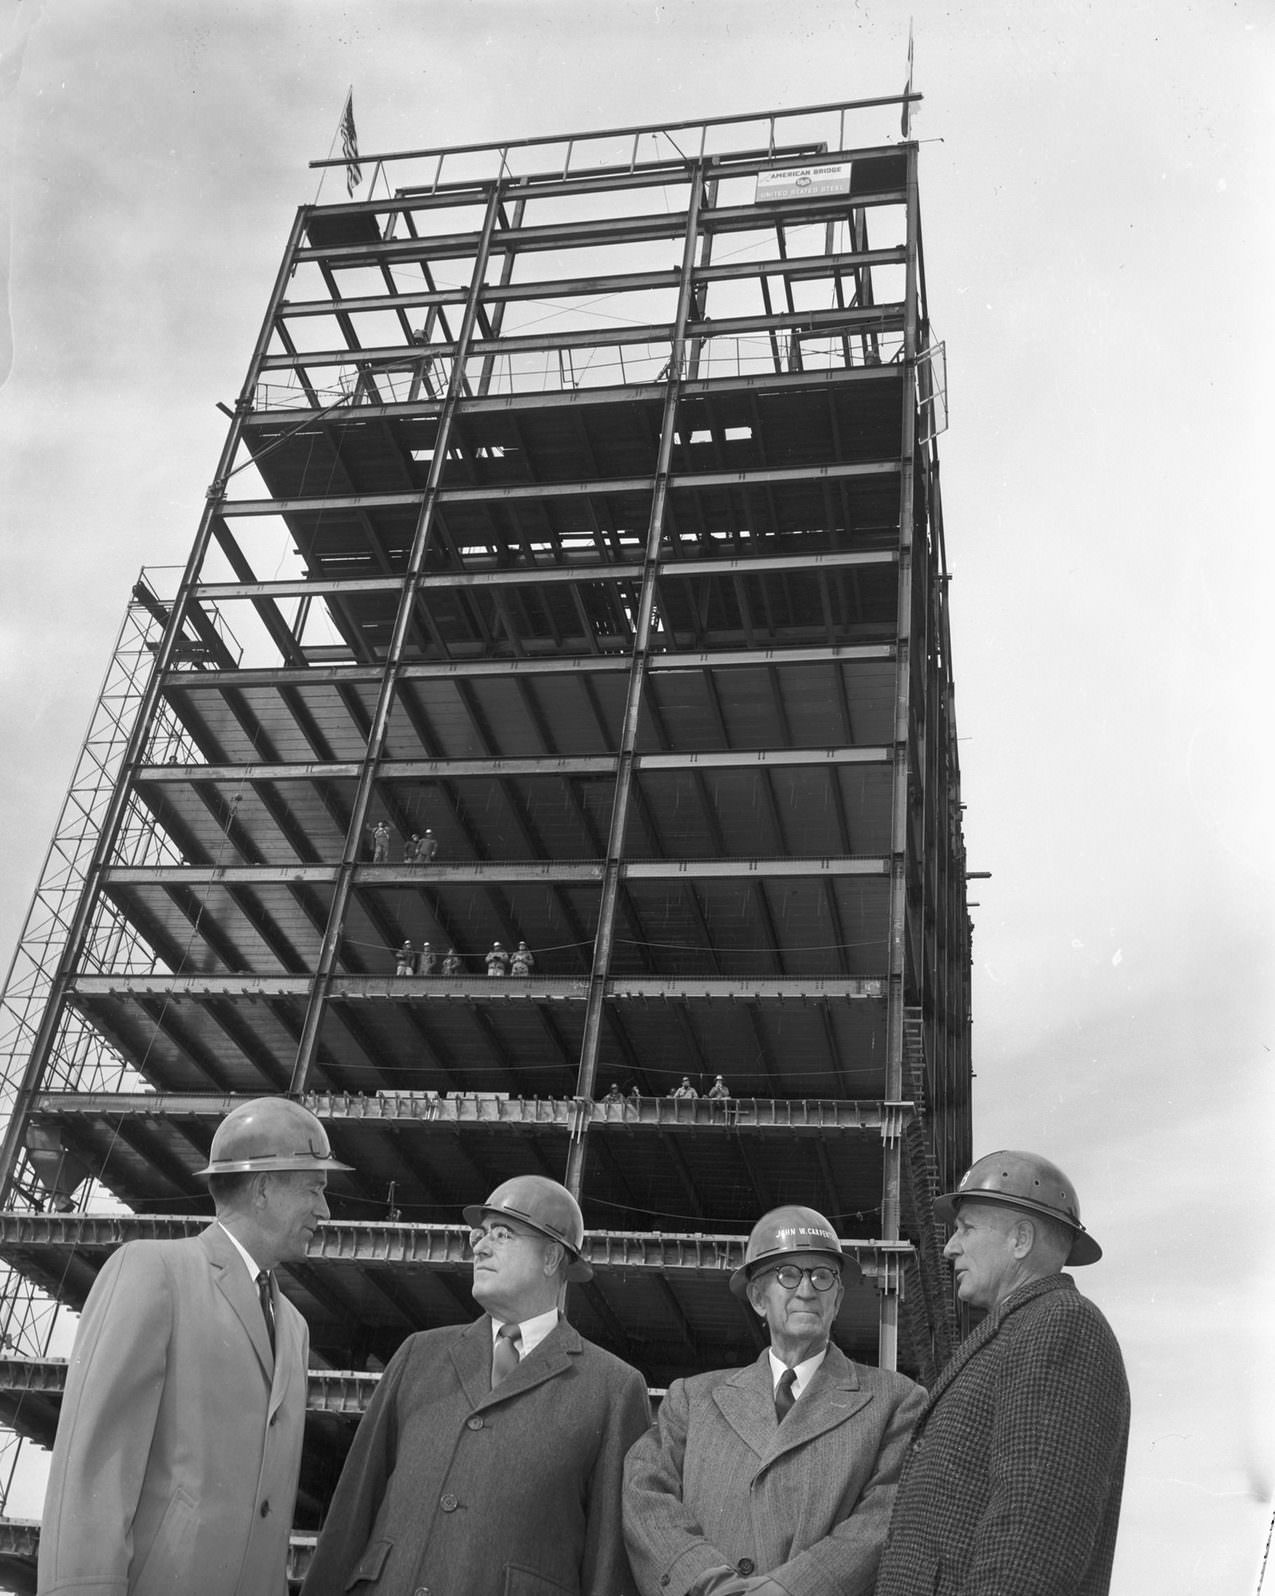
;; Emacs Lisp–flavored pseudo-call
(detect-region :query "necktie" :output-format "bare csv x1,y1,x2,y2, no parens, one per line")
774,1367,796,1423
491,1323,522,1388
256,1270,276,1354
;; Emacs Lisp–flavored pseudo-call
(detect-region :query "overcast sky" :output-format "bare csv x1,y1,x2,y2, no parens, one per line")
1,1,1272,1589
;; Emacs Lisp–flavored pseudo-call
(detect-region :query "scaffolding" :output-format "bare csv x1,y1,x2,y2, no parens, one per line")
0,94,972,1586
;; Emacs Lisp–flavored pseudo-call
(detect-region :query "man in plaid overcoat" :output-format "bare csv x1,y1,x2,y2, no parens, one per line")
875,1151,1130,1596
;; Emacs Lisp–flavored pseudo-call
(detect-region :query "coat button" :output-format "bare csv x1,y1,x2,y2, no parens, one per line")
467,1416,484,1430
414,1589,431,1595
737,1559,755,1576
440,1493,459,1512
259,1500,270,1517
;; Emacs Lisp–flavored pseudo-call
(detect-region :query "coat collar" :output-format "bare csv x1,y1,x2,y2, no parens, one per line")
923,1271,1076,1415
712,1344,874,1467
451,1314,584,1412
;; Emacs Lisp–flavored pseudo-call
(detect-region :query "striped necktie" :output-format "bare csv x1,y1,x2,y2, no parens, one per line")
491,1322,522,1388
774,1366,796,1422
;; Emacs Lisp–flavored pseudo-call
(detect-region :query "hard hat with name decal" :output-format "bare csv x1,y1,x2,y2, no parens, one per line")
729,1204,860,1298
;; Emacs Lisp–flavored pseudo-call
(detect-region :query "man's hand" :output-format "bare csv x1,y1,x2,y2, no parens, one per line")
720,1579,791,1596
689,1569,745,1596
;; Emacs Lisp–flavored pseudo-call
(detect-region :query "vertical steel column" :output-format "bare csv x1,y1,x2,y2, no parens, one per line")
564,164,706,1199
289,184,506,1093
0,209,309,1198
879,144,921,1371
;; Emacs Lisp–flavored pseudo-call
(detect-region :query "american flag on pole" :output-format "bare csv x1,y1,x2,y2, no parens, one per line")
901,25,914,139
341,91,362,195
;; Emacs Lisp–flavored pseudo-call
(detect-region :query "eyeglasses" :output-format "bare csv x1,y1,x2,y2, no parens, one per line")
468,1223,535,1249
762,1264,841,1292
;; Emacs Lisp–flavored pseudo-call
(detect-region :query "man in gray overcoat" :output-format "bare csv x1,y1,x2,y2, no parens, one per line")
300,1175,650,1596
875,1150,1131,1596
624,1205,925,1596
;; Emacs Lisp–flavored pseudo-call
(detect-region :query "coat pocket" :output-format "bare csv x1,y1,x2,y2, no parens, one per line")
132,1486,198,1596
344,1537,393,1589
502,1562,575,1596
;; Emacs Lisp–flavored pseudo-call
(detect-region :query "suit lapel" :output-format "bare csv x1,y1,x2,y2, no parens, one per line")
463,1316,582,1413
711,1352,784,1459
920,1309,998,1416
267,1280,305,1415
449,1315,497,1410
200,1223,274,1382
759,1345,874,1466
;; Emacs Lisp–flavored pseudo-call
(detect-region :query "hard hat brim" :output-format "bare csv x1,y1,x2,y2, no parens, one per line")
196,1152,352,1176
463,1200,593,1282
935,1190,1102,1266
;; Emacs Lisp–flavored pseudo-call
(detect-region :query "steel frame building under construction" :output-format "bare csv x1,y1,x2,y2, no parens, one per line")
0,94,972,1587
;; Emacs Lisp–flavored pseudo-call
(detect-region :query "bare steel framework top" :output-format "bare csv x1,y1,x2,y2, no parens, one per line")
0,97,970,1574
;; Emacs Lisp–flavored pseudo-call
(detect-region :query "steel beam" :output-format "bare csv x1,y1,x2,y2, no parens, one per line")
243,358,898,427
258,300,903,372
154,641,893,693
137,747,887,785
220,458,900,517
102,853,885,888
67,973,885,1003
0,1213,913,1277
275,246,905,323
293,191,907,272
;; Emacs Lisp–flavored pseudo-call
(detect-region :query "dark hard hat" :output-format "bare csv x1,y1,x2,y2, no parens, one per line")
729,1204,860,1298
196,1098,351,1177
463,1175,592,1282
934,1150,1101,1265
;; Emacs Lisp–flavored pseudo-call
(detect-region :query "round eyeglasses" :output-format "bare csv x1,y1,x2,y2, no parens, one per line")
468,1223,535,1249
763,1264,841,1292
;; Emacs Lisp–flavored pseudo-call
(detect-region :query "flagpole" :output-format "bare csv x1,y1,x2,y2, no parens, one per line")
901,22,915,140
313,90,346,205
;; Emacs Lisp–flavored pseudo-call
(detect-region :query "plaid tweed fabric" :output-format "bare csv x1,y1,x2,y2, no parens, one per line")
875,1272,1130,1596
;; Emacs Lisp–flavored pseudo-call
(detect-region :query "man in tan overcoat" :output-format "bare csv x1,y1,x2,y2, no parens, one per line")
38,1098,349,1596
624,1205,925,1596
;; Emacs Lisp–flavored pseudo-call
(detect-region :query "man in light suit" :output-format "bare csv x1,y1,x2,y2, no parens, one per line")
300,1174,650,1596
624,1206,925,1596
875,1151,1130,1596
39,1097,349,1596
